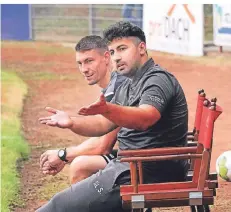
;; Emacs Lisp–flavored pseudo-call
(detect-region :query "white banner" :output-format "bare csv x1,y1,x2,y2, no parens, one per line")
143,4,204,56
213,4,231,47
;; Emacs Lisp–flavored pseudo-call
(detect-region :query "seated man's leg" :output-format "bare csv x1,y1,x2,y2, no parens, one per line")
69,155,107,184
69,150,118,184
37,160,130,212
36,178,90,212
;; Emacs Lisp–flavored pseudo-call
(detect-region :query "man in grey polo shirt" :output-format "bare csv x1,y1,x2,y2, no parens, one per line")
39,35,126,184
38,21,188,212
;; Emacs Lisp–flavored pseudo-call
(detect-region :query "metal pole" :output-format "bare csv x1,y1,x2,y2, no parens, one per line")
88,4,93,34
28,4,33,40
219,46,223,53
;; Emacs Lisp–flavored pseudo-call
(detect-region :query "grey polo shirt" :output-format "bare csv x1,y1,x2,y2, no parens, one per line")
111,58,188,182
102,71,127,102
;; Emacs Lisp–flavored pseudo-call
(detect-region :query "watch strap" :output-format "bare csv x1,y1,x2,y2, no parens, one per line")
58,148,68,162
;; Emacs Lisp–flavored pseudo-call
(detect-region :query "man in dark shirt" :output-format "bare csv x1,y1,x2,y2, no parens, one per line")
110,58,188,183
37,22,188,212
39,35,126,184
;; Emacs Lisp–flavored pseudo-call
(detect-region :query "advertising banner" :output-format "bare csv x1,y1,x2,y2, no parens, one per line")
143,4,204,56
213,4,231,47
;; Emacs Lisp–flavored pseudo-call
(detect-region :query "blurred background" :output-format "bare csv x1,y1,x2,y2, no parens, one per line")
2,4,144,42
2,4,231,54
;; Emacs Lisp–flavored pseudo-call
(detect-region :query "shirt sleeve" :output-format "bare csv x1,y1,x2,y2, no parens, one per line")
139,74,174,114
114,73,127,91
108,73,129,105
103,72,117,102
108,78,127,105
110,95,116,104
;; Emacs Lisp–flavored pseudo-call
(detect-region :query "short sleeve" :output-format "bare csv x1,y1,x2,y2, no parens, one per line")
114,73,127,91
109,95,116,104
139,74,174,114
103,72,117,102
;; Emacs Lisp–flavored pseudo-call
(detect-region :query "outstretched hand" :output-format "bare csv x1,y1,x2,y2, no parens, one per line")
39,107,73,129
78,93,109,116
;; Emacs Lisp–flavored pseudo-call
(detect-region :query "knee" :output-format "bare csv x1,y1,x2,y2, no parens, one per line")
70,156,89,173
69,156,89,183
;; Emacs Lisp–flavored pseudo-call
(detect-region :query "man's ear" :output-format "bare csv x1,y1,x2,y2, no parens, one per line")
104,51,111,64
139,42,147,56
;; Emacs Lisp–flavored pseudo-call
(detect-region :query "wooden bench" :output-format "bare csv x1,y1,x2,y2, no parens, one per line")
187,89,206,143
119,97,222,212
186,90,217,182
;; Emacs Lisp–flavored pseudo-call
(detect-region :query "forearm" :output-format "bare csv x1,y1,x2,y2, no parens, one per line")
69,115,116,137
65,128,119,162
65,137,104,162
103,103,159,130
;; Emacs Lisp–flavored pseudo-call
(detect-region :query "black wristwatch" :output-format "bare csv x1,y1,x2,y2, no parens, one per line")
58,148,68,162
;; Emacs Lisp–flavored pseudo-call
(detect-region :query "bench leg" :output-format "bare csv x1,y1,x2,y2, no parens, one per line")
204,205,210,212
190,206,196,212
190,205,210,212
131,207,152,212
196,205,210,212
132,209,144,212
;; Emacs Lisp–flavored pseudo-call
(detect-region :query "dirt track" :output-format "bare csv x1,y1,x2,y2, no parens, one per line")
1,42,231,212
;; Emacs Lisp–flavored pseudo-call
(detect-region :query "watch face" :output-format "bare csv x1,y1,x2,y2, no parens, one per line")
58,149,65,157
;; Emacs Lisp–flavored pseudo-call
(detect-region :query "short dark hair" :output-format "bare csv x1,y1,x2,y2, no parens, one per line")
75,35,108,52
103,21,146,44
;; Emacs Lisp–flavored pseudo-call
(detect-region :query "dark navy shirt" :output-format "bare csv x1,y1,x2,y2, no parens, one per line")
111,58,189,182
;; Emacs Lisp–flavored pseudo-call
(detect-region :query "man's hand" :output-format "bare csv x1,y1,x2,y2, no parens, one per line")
78,93,109,116
39,107,73,129
40,150,65,176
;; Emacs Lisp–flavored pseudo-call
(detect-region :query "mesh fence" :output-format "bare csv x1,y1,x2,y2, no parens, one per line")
31,4,143,42
31,4,213,43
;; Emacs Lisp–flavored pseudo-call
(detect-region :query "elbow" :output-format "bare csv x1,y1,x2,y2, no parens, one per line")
98,148,110,155
135,123,151,131
101,149,111,155
137,126,149,131
135,119,156,131
97,145,111,155
135,106,161,131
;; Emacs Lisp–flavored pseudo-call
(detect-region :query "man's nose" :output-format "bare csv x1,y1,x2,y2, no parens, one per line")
113,53,122,63
81,64,89,74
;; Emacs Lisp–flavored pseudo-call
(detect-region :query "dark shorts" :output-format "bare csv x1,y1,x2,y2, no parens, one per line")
36,160,131,212
102,149,118,163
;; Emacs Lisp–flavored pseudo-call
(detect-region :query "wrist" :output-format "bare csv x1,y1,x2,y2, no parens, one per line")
58,148,68,162
65,148,79,162
68,119,74,130
102,102,111,115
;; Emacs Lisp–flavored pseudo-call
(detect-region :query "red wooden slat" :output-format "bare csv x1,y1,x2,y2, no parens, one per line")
118,146,197,157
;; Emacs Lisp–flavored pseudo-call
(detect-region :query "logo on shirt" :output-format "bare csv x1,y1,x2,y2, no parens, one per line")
93,180,104,195
147,95,164,105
